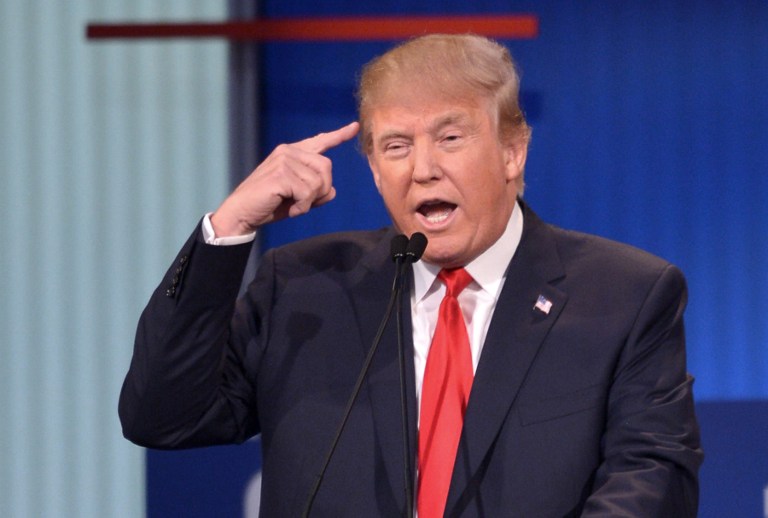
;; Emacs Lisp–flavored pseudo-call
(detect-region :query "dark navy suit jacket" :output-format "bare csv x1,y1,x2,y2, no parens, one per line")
119,203,702,517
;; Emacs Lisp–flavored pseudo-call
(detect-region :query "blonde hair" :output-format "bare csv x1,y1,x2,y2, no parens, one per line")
356,34,531,166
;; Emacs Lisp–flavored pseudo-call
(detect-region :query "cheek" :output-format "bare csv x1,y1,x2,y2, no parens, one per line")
376,175,409,216
377,167,411,196
467,170,506,201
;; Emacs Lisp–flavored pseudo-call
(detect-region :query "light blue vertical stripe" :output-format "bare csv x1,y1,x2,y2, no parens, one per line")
0,1,228,516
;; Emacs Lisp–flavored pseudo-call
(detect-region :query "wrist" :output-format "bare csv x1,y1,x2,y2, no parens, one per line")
210,208,254,238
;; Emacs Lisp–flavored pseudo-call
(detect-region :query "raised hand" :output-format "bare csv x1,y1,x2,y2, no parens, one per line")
211,121,360,237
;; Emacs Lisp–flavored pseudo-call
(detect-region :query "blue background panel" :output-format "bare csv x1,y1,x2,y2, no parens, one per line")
147,441,262,518
697,401,768,518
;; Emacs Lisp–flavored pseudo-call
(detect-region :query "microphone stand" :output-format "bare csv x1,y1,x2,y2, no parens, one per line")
395,232,427,518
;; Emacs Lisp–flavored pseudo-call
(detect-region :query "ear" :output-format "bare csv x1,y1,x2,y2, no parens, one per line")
504,137,529,184
368,155,383,193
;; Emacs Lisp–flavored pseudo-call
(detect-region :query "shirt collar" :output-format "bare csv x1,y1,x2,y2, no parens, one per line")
411,200,524,303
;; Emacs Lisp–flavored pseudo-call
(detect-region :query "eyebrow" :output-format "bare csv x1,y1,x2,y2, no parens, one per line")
428,111,472,134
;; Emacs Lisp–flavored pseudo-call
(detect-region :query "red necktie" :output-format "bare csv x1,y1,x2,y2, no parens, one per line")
417,268,474,518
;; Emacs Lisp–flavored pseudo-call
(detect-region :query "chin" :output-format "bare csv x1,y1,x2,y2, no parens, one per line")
421,249,464,268
417,235,457,265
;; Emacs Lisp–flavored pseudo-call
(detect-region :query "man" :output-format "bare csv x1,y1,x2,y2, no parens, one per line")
120,34,703,516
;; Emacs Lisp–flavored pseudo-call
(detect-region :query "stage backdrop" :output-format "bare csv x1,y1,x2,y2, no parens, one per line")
148,1,768,517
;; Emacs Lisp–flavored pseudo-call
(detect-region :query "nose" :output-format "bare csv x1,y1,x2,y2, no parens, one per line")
411,142,442,184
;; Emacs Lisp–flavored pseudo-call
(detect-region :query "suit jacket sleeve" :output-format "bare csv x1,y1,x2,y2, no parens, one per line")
118,222,261,448
583,263,702,516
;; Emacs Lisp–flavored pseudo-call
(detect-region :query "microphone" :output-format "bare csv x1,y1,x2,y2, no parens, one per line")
302,232,428,518
391,234,409,264
390,232,426,300
404,232,427,263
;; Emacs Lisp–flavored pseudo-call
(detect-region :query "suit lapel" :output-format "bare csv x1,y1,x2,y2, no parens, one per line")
348,229,418,513
446,206,569,515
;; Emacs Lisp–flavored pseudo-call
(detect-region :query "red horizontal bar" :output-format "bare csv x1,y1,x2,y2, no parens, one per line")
86,15,538,42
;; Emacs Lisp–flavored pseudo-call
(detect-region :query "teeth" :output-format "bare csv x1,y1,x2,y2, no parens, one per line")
424,206,452,223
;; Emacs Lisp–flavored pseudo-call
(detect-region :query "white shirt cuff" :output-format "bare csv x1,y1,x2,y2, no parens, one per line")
202,212,257,246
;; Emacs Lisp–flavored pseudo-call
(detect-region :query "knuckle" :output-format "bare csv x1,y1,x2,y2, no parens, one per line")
293,183,312,200
274,143,292,155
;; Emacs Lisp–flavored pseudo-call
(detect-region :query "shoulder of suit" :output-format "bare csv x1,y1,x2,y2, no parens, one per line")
545,223,683,282
264,227,394,272
519,200,679,278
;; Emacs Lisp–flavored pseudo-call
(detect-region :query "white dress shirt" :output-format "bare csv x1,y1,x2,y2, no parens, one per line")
202,214,256,246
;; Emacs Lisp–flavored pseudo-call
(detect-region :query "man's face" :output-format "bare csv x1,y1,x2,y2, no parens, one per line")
367,95,527,268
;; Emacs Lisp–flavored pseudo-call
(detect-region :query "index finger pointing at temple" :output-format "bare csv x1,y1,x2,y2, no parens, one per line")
298,121,360,154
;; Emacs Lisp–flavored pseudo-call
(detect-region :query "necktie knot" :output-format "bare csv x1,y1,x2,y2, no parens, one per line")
438,267,473,298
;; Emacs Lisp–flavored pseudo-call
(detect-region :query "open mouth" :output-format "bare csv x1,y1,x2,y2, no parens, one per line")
417,201,457,224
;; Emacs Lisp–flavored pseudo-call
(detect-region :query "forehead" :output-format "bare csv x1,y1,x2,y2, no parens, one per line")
369,95,494,133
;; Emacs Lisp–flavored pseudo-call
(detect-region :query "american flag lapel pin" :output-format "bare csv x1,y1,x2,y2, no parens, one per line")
533,294,553,315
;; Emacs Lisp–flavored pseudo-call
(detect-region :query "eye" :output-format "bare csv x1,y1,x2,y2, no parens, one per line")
440,132,464,147
383,140,410,157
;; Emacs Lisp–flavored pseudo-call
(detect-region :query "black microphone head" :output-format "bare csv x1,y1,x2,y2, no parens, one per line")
390,234,409,262
405,232,428,262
